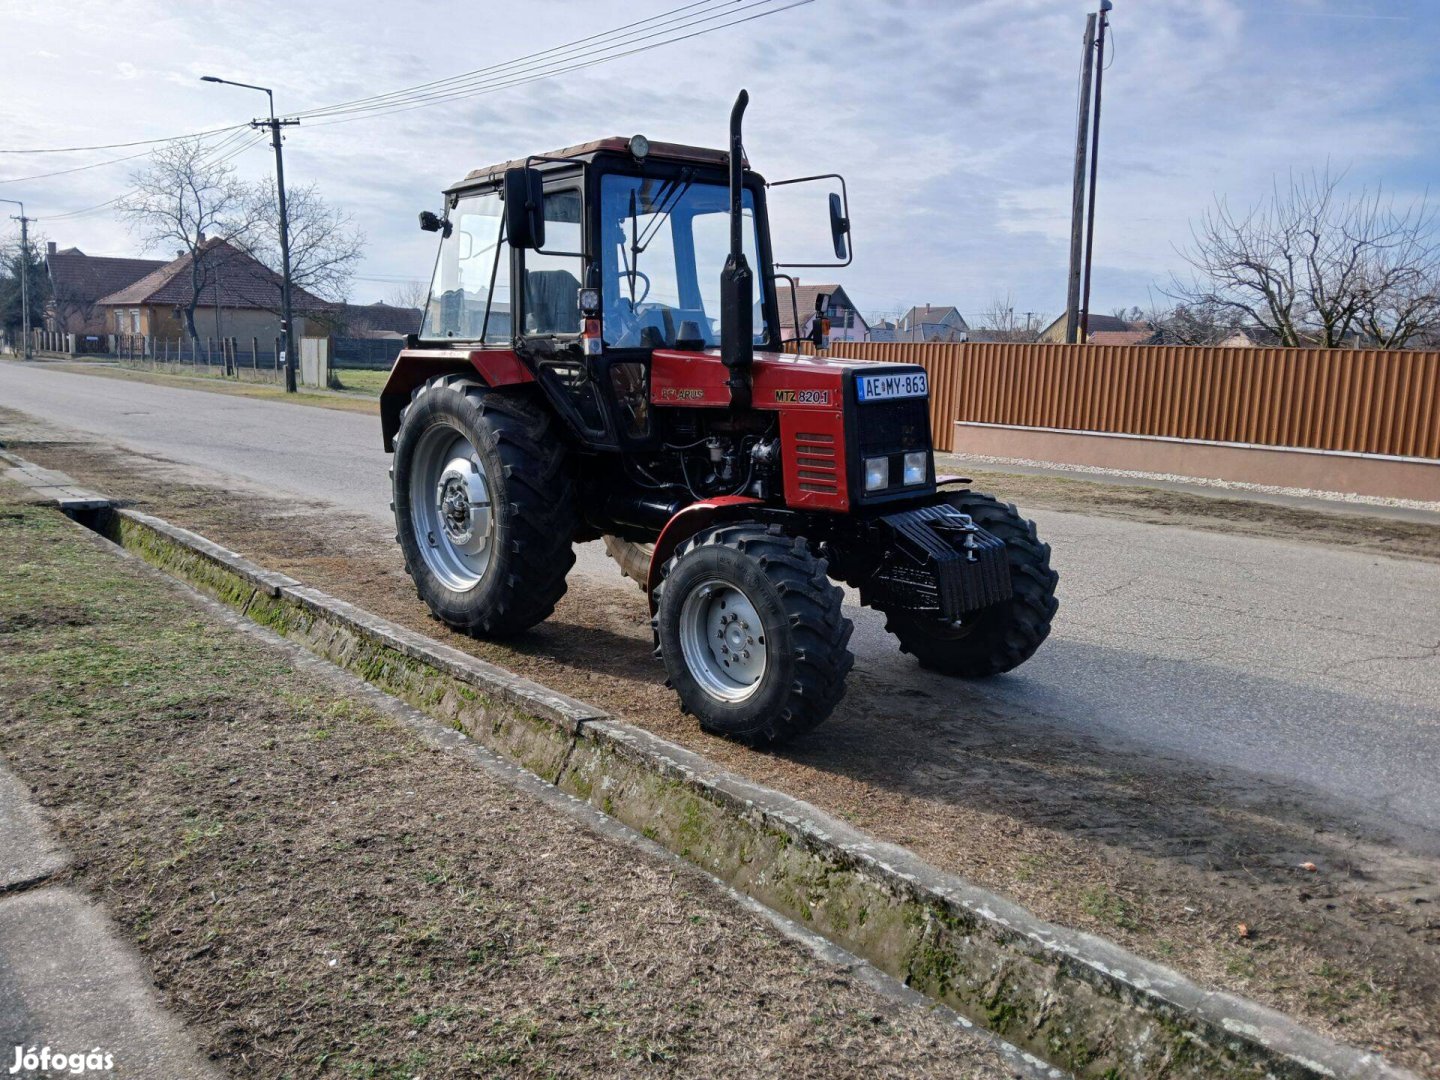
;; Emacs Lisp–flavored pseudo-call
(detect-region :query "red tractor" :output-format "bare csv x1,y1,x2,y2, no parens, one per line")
381,92,1058,746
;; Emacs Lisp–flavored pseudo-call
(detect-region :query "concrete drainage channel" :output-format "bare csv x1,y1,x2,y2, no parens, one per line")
2,452,1416,1080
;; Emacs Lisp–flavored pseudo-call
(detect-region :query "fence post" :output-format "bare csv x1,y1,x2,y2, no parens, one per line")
274,338,281,373
252,337,259,371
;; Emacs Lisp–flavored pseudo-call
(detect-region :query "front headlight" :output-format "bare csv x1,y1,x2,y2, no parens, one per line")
903,451,927,485
864,456,890,491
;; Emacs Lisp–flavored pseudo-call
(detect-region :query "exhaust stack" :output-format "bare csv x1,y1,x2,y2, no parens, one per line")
720,89,754,409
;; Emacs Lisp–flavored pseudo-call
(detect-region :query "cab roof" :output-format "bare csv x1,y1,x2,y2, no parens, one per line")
452,137,738,192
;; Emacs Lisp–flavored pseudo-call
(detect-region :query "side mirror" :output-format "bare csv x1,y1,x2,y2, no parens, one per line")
503,168,545,250
828,193,849,260
419,210,453,238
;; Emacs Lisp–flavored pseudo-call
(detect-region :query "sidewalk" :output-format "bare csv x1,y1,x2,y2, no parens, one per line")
0,768,220,1079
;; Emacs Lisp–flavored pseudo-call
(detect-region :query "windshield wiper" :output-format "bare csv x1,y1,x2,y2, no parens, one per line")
625,170,693,304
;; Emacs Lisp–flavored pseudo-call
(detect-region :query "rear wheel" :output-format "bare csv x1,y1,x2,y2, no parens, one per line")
602,535,653,591
882,493,1058,677
392,375,576,636
652,524,853,746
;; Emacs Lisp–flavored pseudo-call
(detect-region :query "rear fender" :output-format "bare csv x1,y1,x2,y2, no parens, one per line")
380,348,535,451
647,496,766,610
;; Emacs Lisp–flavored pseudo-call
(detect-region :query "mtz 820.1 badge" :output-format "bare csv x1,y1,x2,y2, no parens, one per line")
773,389,831,405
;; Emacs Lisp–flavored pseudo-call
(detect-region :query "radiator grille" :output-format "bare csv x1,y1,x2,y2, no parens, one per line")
794,432,839,494
858,397,931,457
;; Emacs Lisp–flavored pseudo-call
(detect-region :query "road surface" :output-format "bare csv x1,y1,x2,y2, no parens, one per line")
5,361,1439,838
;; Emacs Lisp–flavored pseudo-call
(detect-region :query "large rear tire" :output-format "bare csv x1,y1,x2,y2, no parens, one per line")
652,524,853,746
882,492,1058,677
391,375,576,636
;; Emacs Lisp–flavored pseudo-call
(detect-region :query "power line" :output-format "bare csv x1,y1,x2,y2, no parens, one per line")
296,0,813,129
0,123,249,156
296,0,728,120
36,131,267,221
0,0,807,153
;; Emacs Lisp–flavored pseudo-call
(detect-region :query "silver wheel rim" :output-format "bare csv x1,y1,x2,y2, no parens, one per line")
678,579,768,702
409,424,493,592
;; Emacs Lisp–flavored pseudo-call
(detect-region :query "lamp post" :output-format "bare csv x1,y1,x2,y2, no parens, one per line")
1,198,32,359
201,75,299,392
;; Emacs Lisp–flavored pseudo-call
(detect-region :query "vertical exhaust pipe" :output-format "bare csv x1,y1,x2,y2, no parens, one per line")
720,89,754,409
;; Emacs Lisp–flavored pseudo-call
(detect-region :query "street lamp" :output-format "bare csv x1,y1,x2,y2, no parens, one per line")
1,198,32,359
201,75,299,392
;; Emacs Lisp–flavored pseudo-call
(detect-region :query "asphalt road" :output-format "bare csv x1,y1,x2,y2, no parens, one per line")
5,361,1440,837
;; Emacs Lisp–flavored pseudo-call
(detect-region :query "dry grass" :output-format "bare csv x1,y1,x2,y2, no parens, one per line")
0,497,1013,1079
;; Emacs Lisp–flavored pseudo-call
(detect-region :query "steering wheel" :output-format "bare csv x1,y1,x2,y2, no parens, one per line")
623,270,651,306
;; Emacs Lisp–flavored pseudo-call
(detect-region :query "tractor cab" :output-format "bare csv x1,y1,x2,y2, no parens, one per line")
412,134,802,451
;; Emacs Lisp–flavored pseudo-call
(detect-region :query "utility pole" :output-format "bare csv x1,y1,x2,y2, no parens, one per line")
1,199,32,359
1063,13,1097,346
201,75,300,392
1079,0,1112,342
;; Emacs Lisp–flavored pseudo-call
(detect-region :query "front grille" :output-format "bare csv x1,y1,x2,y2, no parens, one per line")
794,432,839,494
858,397,931,458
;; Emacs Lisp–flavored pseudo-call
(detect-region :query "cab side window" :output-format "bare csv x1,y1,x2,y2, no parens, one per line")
523,190,583,335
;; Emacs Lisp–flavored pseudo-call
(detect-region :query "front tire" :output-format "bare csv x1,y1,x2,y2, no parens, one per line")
653,525,853,746
392,375,576,636
883,492,1058,677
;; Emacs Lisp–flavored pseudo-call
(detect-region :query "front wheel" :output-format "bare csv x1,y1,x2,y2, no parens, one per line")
652,524,853,746
882,493,1058,677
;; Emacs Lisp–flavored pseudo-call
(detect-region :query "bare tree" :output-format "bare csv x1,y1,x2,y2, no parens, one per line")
119,139,264,340
974,294,1045,343
1144,301,1246,346
238,179,365,314
1171,168,1440,348
386,280,429,311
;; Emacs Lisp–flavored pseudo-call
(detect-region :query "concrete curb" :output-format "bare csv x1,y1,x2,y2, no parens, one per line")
19,479,1414,1078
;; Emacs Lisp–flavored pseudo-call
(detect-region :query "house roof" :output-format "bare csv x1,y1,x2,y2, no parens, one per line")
1039,311,1147,341
900,304,966,330
1089,329,1154,346
337,301,423,335
47,248,167,308
96,237,330,311
774,283,867,333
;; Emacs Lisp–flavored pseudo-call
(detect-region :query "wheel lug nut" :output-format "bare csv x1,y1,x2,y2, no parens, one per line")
742,650,750,660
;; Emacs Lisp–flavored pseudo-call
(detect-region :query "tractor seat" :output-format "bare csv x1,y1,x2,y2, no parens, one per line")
524,269,581,334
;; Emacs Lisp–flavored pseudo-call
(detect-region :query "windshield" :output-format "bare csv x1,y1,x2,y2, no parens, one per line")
600,174,769,349
419,189,512,343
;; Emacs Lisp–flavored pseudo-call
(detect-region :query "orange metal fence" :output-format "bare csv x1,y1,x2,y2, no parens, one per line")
808,341,1440,458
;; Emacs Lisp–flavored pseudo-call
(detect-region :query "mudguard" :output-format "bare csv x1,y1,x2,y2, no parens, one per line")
380,347,535,451
646,495,766,609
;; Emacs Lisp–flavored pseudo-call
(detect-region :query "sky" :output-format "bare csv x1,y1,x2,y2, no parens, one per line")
1,0,1436,328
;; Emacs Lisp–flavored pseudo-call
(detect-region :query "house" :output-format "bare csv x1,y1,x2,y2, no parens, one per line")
895,304,968,342
44,244,167,337
774,283,869,342
96,237,331,344
868,317,898,343
1038,312,1152,344
335,301,423,340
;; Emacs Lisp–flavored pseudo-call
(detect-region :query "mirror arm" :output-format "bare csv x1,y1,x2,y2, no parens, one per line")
769,171,854,270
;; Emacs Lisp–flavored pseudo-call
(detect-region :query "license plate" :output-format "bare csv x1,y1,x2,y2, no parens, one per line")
856,371,928,402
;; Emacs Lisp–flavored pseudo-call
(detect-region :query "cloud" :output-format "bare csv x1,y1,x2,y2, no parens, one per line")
0,0,1434,318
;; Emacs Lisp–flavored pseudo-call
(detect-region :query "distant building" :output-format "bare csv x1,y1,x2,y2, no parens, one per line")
868,317,898,343
44,244,166,336
1038,312,1152,344
335,301,423,339
775,283,869,342
895,304,968,342
96,237,331,343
